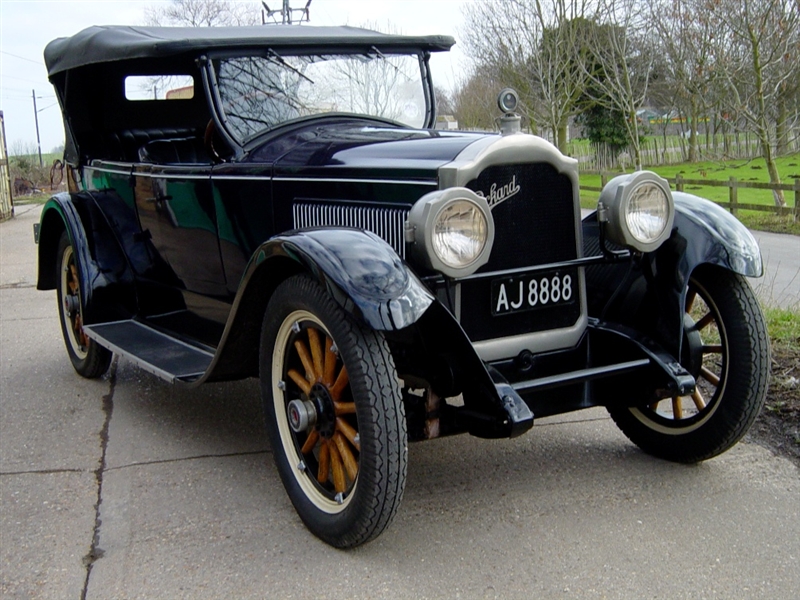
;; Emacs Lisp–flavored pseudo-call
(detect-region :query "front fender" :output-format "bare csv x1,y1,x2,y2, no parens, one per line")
583,193,762,355
247,228,434,330
204,228,434,382
672,192,762,278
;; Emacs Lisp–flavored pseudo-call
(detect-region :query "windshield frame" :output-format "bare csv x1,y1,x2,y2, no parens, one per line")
203,46,436,149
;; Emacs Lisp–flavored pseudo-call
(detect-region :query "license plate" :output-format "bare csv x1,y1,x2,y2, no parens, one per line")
491,270,576,315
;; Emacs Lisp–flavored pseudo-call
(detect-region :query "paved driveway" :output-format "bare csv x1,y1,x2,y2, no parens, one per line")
2,205,798,599
750,229,800,309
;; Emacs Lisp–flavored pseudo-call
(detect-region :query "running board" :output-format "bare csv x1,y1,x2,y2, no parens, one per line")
83,320,214,384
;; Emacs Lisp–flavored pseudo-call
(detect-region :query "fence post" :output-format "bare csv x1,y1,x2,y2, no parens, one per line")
601,172,608,188
794,179,799,221
675,173,684,192
729,176,738,216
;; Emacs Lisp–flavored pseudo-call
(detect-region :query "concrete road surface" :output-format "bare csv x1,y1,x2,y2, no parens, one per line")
2,205,799,599
750,230,800,309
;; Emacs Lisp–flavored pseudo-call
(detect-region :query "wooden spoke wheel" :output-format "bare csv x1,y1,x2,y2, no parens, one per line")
609,265,769,463
281,316,360,506
261,275,407,548
56,232,112,378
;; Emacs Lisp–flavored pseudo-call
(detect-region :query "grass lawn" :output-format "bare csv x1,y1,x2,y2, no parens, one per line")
578,153,800,235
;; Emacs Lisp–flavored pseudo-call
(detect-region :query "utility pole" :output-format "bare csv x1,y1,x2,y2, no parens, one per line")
262,0,311,25
31,90,43,168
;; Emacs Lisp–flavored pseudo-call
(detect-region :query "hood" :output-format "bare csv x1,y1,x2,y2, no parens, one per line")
252,120,491,180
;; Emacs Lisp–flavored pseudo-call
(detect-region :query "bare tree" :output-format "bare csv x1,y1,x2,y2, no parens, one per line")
709,0,799,207
580,0,657,170
461,0,596,149
649,0,722,162
145,0,259,27
451,67,503,131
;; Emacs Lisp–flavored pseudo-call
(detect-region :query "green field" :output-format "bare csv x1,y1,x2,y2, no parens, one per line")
577,153,800,234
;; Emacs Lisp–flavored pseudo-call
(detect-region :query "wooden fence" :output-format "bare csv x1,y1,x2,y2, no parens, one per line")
0,111,13,222
568,133,800,172
581,173,800,218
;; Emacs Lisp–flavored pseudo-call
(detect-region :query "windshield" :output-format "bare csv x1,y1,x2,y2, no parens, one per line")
214,51,429,142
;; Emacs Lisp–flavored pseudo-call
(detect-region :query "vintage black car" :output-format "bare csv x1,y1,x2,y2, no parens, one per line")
38,25,769,548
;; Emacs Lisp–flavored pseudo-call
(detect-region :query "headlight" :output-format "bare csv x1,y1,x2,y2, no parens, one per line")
433,200,488,268
598,171,674,252
406,188,494,278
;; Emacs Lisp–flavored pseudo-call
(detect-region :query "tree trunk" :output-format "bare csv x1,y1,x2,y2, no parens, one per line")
557,122,568,153
759,135,786,207
688,100,699,162
776,95,788,156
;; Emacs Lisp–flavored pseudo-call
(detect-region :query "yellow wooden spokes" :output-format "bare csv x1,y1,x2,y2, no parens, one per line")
290,326,359,494
659,287,720,421
685,289,697,313
694,312,715,331
672,396,683,420
700,366,720,386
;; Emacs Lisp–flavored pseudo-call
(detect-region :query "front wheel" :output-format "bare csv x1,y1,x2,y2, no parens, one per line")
260,275,407,548
56,232,112,378
608,265,769,463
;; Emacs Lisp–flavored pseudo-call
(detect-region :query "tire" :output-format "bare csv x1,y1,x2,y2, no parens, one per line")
260,274,407,548
56,232,112,378
608,265,769,463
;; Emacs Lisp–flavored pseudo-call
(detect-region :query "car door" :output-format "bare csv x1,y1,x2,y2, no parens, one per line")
133,161,230,343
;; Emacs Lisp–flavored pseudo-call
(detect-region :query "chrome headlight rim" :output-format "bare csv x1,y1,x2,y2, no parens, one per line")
405,187,495,278
598,171,674,253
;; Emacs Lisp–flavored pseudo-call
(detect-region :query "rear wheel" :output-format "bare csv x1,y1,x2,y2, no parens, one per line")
608,265,769,463
260,275,407,548
56,232,112,378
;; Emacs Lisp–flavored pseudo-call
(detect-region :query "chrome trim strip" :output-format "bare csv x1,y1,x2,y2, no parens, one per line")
86,167,131,177
455,254,619,283
136,172,211,180
85,167,437,187
274,176,437,186
87,165,211,180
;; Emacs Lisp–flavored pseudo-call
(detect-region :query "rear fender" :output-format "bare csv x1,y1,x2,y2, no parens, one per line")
36,192,136,324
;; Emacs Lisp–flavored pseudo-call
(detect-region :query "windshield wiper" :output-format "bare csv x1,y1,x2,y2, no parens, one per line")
267,49,314,85
368,46,411,81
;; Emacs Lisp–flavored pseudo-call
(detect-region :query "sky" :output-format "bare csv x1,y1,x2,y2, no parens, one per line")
0,0,471,155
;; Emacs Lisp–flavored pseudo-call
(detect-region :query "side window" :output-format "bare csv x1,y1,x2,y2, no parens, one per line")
124,75,195,101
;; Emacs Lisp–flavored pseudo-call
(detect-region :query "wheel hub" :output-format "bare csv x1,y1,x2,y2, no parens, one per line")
64,294,80,315
308,383,336,439
287,399,317,433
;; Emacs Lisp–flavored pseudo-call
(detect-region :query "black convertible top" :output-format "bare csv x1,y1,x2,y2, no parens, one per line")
44,24,456,76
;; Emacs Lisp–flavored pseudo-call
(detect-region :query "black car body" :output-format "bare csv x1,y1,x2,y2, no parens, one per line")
37,25,769,548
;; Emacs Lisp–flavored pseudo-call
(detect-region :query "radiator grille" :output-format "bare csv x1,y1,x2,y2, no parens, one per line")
461,162,581,342
467,162,577,271
293,202,409,259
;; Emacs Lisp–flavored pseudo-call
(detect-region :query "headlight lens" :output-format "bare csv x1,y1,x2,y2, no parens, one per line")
626,182,671,244
597,171,674,253
432,200,488,268
406,187,494,277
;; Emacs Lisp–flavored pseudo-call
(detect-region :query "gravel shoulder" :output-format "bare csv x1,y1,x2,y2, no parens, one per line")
749,343,800,466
